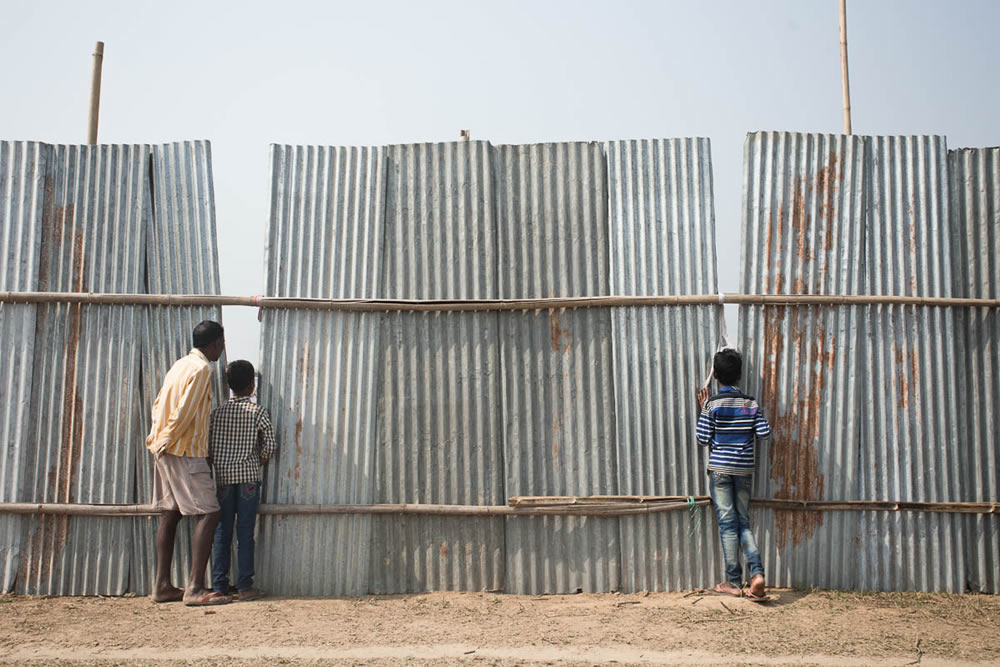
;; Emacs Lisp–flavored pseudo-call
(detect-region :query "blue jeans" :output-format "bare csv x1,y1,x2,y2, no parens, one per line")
212,482,260,593
709,471,764,587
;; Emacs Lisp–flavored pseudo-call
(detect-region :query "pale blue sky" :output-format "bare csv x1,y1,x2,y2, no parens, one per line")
3,0,998,363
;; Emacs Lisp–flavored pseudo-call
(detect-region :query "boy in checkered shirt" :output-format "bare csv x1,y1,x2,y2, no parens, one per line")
208,360,277,601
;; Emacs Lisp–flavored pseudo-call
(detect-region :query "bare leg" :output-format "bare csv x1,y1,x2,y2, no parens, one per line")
152,510,184,602
183,510,221,601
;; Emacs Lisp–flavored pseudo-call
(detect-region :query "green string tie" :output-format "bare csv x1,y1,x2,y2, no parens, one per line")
687,495,702,538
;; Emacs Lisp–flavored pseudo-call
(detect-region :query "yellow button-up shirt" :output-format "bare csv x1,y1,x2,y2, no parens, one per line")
145,348,215,458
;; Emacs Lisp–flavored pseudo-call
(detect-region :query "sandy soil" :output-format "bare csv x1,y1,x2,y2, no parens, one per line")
1,589,999,666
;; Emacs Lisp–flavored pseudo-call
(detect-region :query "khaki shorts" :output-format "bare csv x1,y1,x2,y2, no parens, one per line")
152,454,220,516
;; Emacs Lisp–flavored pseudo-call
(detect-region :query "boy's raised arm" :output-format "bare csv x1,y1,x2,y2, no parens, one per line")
696,400,714,446
754,407,771,439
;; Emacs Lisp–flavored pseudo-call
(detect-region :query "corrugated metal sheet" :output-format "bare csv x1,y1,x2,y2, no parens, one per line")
257,145,384,596
5,144,146,595
739,132,868,589
605,138,722,592
0,141,46,592
949,146,1000,594
371,142,504,593
496,142,620,594
859,136,966,592
133,141,225,595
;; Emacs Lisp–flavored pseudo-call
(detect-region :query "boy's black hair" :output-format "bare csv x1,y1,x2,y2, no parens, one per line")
713,348,743,386
226,360,255,393
192,320,224,349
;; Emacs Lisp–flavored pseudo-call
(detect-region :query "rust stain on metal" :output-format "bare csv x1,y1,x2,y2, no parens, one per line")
893,346,909,409
549,310,572,353
294,417,303,482
551,409,562,467
781,152,841,296
762,307,828,549
760,150,842,550
25,199,87,589
892,345,921,411
439,542,449,558
292,345,309,482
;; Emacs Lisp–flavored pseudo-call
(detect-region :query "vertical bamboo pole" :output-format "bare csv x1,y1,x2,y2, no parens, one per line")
838,0,852,134
87,41,104,144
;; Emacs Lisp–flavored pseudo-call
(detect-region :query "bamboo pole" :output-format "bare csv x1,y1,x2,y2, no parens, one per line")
1,498,996,517
87,41,105,144
839,0,852,134
1,291,998,311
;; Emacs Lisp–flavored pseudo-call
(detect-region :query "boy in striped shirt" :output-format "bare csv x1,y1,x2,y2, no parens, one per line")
696,348,770,599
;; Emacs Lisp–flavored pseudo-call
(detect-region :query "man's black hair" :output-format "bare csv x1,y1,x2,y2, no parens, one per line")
713,348,743,386
192,320,224,349
227,360,255,393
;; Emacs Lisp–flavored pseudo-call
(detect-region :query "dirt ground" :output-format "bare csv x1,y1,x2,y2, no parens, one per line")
1,589,999,666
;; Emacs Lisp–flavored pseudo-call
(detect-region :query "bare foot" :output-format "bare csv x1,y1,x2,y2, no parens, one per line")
749,573,765,598
711,582,743,597
182,588,227,605
150,585,184,603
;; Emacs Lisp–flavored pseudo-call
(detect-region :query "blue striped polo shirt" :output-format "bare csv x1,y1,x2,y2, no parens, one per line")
696,385,771,475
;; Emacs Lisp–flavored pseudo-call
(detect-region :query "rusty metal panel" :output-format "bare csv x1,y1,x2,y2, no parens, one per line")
949,146,1000,593
15,144,147,595
859,136,966,593
496,142,620,594
257,145,384,596
133,141,226,595
605,138,722,592
371,141,504,593
0,141,46,592
738,132,868,590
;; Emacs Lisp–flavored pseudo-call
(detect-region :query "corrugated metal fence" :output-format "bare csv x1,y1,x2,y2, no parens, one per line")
739,132,999,593
0,140,223,595
258,138,721,595
1,134,997,596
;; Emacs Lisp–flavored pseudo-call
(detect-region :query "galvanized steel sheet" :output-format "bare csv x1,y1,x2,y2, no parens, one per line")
950,146,1000,593
2,144,146,595
0,141,46,592
258,145,384,595
496,142,620,594
372,142,503,593
605,138,722,592
739,132,867,590
859,136,966,592
134,141,225,595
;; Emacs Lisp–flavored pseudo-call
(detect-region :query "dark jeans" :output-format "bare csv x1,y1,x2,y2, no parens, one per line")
212,482,260,593
709,471,764,587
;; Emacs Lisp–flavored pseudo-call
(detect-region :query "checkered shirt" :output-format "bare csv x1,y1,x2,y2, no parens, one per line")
208,396,278,486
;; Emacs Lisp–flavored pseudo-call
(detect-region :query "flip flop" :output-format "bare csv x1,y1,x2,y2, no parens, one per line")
184,591,231,607
744,590,778,603
710,583,743,597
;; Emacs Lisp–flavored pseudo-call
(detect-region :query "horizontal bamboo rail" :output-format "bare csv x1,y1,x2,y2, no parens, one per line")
1,498,997,517
1,291,998,311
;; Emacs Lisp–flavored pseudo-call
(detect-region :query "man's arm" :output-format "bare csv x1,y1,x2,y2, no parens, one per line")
152,365,213,456
207,410,217,468
257,408,277,463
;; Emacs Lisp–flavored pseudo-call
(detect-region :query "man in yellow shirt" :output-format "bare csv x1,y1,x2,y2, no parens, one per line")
146,320,229,606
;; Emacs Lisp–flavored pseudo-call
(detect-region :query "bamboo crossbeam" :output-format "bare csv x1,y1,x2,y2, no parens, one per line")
1,498,997,517
1,291,998,311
